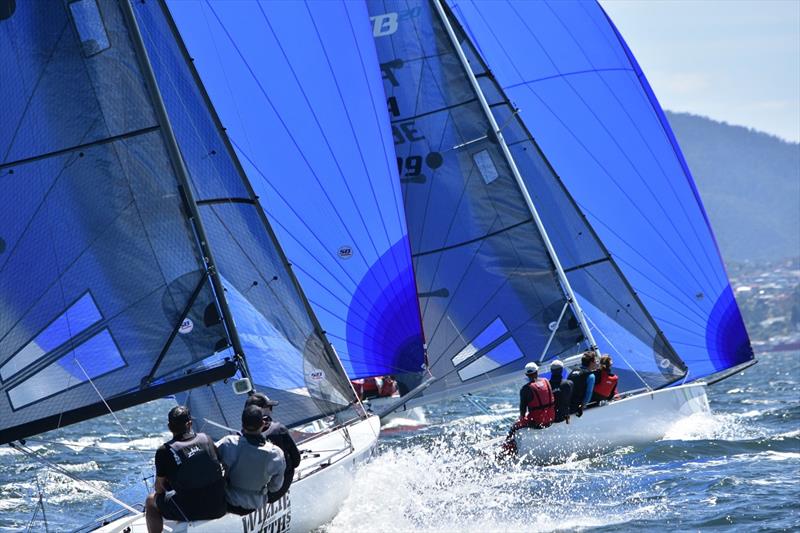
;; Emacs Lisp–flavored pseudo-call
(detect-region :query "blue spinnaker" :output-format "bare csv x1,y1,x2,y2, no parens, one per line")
164,0,425,380
448,0,753,381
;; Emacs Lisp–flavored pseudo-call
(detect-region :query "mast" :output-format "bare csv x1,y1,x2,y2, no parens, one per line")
431,0,598,350
119,0,252,380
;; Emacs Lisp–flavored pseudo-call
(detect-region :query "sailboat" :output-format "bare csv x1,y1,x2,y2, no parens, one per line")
358,0,755,459
0,1,390,531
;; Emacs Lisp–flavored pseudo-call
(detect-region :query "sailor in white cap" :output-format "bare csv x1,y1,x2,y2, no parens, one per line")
547,360,573,423
500,361,556,457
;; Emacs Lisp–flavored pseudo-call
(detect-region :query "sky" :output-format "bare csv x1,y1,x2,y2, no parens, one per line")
601,0,800,143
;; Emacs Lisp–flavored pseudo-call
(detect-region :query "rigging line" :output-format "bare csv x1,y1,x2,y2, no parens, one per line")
300,3,408,290
584,313,654,391
0,125,160,172
73,358,153,493
412,217,533,258
502,66,635,90
205,3,411,334
390,96,479,124
10,441,140,515
471,1,720,296
548,0,725,288
1,21,69,163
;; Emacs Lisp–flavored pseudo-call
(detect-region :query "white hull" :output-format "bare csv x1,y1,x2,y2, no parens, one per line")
514,383,710,461
97,415,381,533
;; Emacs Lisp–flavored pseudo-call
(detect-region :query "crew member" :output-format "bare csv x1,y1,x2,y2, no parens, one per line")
245,392,301,502
500,362,556,456
591,355,619,403
145,406,226,533
548,359,573,423
216,405,286,515
568,351,597,416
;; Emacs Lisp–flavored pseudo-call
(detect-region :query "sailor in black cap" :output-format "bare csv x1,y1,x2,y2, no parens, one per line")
245,392,301,502
145,405,226,532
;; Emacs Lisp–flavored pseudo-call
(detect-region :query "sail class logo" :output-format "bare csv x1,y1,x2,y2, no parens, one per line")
309,369,325,381
337,245,353,259
178,318,194,335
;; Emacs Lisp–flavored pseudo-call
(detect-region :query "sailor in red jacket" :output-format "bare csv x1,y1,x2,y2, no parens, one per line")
591,355,619,403
500,362,556,457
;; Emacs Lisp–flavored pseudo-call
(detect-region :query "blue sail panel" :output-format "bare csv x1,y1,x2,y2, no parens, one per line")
448,0,753,380
134,0,362,427
368,0,586,402
162,0,425,380
0,0,231,444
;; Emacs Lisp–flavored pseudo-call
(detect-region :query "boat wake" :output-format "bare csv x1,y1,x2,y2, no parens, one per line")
324,421,668,533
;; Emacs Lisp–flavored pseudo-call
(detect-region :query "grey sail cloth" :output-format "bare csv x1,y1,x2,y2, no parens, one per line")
367,0,586,405
216,434,285,511
0,0,230,445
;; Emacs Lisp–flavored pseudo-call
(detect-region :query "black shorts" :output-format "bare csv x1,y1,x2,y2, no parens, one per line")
156,479,227,521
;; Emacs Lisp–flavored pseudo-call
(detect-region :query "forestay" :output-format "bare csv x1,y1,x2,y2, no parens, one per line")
368,0,587,403
132,0,362,430
447,0,754,381
162,0,426,383
441,1,687,392
0,0,234,445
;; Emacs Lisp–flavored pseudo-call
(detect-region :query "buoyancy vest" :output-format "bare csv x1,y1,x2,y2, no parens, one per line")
593,369,618,400
568,367,592,411
165,433,224,491
525,378,555,426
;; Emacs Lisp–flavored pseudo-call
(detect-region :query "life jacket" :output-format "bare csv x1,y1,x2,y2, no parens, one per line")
165,433,224,491
568,367,592,411
524,378,555,427
593,369,618,400
351,376,398,399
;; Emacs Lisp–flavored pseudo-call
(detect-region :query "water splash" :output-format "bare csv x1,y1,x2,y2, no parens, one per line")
326,421,666,532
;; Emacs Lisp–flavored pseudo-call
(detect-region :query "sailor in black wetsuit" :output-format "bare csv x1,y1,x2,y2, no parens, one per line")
568,351,598,416
245,392,302,502
548,359,573,423
144,406,226,533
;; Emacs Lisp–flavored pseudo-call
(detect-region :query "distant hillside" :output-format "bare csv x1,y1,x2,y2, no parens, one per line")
666,111,800,262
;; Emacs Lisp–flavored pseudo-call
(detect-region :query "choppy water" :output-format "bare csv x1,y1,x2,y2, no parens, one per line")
1,350,798,532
